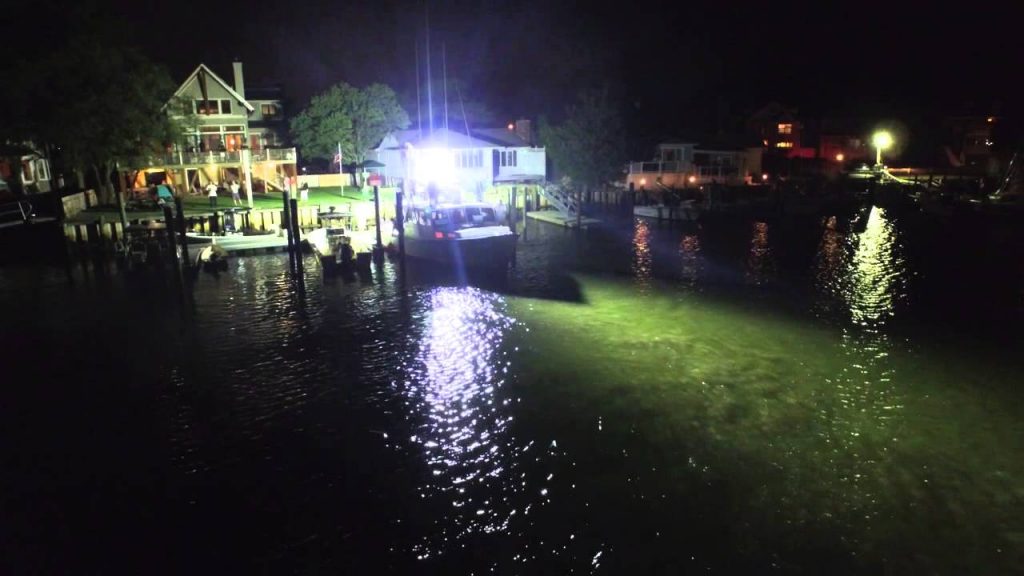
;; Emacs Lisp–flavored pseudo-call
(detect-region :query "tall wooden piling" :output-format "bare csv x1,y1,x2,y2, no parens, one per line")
395,187,406,259
162,205,179,267
174,197,189,268
282,191,293,253
289,198,301,252
373,185,383,249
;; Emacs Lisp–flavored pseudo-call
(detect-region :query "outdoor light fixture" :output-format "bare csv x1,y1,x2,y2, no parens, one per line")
412,147,456,186
639,178,647,186
507,123,514,130
761,173,769,181
835,153,845,162
872,130,893,167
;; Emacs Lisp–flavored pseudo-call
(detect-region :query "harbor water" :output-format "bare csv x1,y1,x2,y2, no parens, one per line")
3,207,1024,574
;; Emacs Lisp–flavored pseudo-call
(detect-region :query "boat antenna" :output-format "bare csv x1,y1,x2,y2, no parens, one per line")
456,81,470,136
414,39,422,139
424,1,433,137
443,42,449,146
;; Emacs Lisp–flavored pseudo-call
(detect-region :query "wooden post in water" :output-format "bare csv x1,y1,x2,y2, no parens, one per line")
115,185,129,233
282,191,293,253
289,198,301,253
395,186,406,258
510,186,517,233
162,205,179,267
372,185,384,263
174,197,189,268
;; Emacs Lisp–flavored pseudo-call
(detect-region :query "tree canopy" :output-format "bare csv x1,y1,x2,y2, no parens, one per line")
0,31,190,199
538,89,626,191
291,82,409,166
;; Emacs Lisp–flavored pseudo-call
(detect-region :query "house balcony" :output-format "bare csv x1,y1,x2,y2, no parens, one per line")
627,161,744,188
143,147,297,168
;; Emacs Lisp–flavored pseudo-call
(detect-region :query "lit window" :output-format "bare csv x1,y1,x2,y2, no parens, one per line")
193,99,232,115
775,141,793,148
778,123,793,134
261,104,278,117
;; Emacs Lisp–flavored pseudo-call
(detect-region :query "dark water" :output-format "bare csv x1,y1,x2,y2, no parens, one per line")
4,208,1024,574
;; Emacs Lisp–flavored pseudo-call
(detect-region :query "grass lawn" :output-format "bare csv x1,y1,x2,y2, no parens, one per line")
70,186,388,222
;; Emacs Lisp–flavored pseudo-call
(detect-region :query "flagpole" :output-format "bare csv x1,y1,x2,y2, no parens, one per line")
338,141,343,192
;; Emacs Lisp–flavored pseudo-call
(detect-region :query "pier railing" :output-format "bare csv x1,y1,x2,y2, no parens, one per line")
0,199,34,228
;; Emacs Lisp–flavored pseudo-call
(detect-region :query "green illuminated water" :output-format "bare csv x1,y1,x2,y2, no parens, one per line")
508,275,1024,572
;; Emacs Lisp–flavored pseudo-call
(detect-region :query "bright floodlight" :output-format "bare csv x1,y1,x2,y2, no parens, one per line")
411,147,455,187
872,130,894,166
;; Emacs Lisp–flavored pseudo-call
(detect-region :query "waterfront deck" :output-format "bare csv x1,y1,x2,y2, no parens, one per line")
526,210,601,228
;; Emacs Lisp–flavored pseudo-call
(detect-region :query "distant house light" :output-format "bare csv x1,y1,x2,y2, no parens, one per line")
688,175,697,184
778,123,793,134
639,178,647,186
987,117,995,123
775,141,793,148
507,123,514,130
762,173,769,181
835,153,845,162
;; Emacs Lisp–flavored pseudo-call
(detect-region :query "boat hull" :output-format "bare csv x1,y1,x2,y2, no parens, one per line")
403,233,515,270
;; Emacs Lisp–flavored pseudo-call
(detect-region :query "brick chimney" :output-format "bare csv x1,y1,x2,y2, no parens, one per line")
514,119,532,146
232,60,245,100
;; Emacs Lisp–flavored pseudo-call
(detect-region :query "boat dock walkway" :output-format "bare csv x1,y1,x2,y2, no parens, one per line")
526,210,601,228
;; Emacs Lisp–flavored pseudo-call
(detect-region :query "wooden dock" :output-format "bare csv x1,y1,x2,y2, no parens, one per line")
525,210,601,228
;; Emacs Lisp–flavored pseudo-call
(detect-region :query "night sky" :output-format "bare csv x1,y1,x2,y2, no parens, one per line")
21,0,1024,145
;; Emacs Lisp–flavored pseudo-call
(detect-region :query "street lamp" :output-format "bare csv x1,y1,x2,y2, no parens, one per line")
872,131,893,167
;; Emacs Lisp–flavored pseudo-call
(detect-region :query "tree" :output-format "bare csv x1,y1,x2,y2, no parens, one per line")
291,82,410,172
2,36,189,203
539,89,627,223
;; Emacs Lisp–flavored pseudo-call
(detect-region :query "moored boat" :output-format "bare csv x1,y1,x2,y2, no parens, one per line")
398,202,515,270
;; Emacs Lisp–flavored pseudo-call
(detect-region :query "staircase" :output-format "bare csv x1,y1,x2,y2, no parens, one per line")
539,183,579,218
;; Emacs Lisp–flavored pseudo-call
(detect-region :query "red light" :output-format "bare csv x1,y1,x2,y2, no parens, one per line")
434,231,444,239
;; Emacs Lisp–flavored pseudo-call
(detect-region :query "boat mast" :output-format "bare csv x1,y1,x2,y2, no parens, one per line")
414,39,422,139
424,1,433,137
443,43,449,145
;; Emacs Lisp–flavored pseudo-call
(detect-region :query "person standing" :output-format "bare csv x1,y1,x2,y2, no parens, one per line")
206,181,218,208
230,180,241,206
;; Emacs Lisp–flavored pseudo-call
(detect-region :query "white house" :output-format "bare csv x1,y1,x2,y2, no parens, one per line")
369,122,546,203
626,142,763,189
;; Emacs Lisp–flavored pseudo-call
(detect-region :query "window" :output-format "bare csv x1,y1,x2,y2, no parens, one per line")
778,123,793,134
193,99,232,115
261,104,278,117
500,150,517,167
775,141,793,148
455,150,483,168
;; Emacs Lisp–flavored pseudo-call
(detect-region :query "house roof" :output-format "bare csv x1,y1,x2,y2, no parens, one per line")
380,127,502,149
246,84,284,101
472,128,529,147
172,63,254,112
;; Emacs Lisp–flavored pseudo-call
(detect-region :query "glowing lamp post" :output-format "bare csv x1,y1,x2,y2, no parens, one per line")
872,131,893,168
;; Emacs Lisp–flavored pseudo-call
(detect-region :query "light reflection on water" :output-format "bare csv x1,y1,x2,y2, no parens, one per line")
397,287,552,561
632,218,652,291
678,233,702,287
815,206,906,538
745,221,775,285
